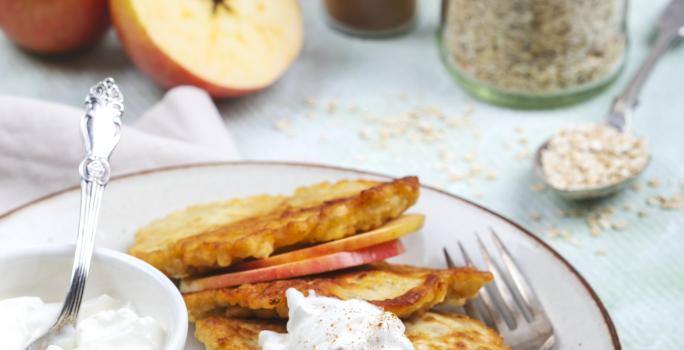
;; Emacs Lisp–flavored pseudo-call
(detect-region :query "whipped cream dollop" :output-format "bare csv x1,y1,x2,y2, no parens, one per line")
259,288,414,350
0,294,165,350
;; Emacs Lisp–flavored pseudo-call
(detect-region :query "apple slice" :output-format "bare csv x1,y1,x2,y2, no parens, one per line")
231,214,424,271
181,239,405,293
110,0,303,97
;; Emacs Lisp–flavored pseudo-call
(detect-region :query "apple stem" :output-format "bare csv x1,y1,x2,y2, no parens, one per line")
212,0,233,14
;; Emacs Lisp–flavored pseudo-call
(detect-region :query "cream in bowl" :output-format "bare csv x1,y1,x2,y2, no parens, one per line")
0,245,187,350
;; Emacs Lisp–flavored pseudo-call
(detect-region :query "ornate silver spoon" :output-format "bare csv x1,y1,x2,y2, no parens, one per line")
26,78,123,349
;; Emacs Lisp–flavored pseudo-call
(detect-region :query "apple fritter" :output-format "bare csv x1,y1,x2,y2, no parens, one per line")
129,177,420,277
194,312,509,350
406,312,509,350
184,263,492,321
195,317,285,350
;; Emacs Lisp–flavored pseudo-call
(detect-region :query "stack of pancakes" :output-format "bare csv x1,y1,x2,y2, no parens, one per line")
129,177,509,349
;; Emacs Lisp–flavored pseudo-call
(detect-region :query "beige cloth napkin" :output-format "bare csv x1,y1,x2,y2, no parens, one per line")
0,86,240,213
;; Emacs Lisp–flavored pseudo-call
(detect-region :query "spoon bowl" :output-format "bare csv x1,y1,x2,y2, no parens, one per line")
533,138,650,200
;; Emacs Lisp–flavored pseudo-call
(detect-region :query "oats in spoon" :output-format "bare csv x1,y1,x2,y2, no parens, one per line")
541,124,649,191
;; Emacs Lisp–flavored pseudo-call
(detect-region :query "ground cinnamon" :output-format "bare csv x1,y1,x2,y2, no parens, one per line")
324,0,416,37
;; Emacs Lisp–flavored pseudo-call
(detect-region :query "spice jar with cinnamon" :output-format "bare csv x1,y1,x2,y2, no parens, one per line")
324,0,417,38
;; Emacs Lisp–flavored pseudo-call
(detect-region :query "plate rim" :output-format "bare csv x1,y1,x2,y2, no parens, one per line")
0,160,622,349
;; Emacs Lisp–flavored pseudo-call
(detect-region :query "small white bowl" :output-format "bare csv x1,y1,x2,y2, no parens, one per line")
0,245,187,349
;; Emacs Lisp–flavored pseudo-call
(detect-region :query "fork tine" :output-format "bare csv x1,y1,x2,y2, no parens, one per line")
489,227,543,315
443,247,487,324
473,272,507,332
444,247,491,325
475,233,524,329
456,241,505,331
462,299,483,321
457,241,474,267
443,248,484,321
442,247,456,268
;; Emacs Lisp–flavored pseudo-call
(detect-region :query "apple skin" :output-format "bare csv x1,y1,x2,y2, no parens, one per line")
110,0,301,97
0,0,109,54
180,240,406,293
231,215,424,271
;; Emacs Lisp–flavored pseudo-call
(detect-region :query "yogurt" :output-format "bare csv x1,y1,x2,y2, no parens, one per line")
259,288,414,350
0,294,165,350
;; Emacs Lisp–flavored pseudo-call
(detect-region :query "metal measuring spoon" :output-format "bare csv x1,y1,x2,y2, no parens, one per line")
26,78,123,349
534,0,684,200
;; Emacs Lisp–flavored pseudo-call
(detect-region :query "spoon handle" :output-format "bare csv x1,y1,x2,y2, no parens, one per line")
608,0,684,131
54,78,124,327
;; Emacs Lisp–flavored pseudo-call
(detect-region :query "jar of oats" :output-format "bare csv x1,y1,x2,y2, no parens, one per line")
439,0,627,108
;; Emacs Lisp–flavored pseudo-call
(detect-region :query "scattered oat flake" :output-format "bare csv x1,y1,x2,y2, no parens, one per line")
359,129,372,140
514,126,524,134
485,171,498,181
327,101,337,113
622,203,634,212
647,196,660,206
304,96,317,107
558,228,581,246
514,149,530,160
273,119,291,131
658,193,684,209
530,183,546,192
600,207,614,214
647,177,662,188
637,209,648,217
449,172,464,182
595,249,606,256
439,149,454,162
529,212,542,221
611,220,628,231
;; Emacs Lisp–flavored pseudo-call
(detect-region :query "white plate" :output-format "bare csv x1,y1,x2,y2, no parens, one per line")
0,162,620,349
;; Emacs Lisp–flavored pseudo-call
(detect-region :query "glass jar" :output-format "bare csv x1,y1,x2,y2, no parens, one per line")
439,0,628,108
325,0,417,38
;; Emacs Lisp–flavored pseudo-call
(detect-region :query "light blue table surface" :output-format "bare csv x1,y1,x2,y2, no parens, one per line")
1,1,682,349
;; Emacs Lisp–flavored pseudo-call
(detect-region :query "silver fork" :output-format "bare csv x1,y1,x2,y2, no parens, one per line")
443,228,555,350
26,78,123,350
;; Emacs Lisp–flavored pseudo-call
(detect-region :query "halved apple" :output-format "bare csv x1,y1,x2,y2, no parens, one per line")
231,214,424,271
180,239,405,293
110,0,303,97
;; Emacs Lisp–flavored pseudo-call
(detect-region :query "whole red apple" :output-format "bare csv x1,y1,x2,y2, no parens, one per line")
0,0,110,54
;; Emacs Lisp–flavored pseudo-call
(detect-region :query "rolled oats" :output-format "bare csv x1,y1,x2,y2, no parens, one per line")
541,124,648,191
441,0,626,95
